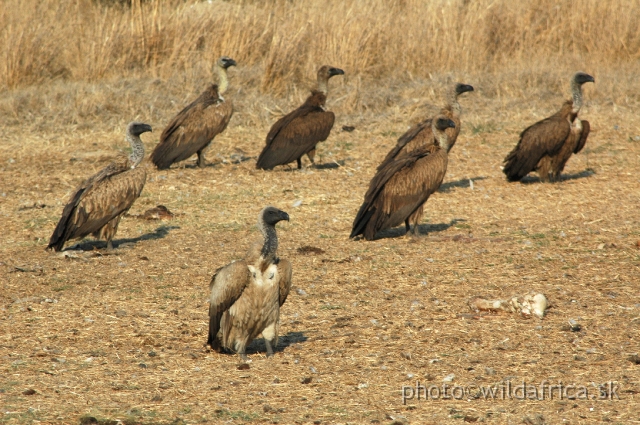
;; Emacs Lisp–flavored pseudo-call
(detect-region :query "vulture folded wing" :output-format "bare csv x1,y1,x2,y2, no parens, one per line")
47,157,131,251
573,120,590,154
257,107,335,169
152,86,231,168
351,148,435,238
276,258,292,306
377,119,432,171
503,117,571,181
208,260,251,348
68,167,146,239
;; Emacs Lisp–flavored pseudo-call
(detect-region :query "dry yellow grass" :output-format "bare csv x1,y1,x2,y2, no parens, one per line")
1,1,640,424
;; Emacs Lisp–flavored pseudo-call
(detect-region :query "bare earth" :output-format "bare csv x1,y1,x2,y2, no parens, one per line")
1,89,639,424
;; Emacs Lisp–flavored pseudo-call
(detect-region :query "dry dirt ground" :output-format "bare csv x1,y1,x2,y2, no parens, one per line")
1,88,639,424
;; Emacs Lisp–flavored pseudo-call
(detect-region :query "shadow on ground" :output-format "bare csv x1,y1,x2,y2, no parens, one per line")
65,225,179,251
373,218,466,240
520,168,595,184
439,176,487,193
245,331,309,355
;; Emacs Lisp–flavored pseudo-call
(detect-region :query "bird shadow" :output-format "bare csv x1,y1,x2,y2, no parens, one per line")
311,160,346,170
519,168,595,184
438,176,488,193
65,225,179,251
245,331,309,354
373,218,466,240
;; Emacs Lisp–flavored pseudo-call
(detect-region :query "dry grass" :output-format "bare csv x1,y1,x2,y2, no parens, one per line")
1,1,640,424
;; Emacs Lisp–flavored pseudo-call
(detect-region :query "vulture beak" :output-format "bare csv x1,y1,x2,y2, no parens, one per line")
329,68,345,77
457,84,474,94
140,124,153,134
279,211,290,222
445,118,456,129
225,58,237,68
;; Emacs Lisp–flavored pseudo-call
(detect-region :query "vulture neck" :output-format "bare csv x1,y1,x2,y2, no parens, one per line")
258,220,278,264
126,131,145,168
217,65,230,95
316,77,330,96
434,128,449,151
570,80,584,114
448,90,462,116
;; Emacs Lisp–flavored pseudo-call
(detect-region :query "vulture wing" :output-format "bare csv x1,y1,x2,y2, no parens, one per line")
151,85,232,169
573,120,590,154
207,260,251,349
276,258,292,306
47,157,139,251
503,113,571,181
377,119,432,171
351,147,437,239
256,105,335,170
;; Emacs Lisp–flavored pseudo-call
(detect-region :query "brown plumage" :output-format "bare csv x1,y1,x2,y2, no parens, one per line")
378,83,474,171
503,72,594,182
350,116,456,241
207,207,292,360
47,122,152,251
256,65,344,170
151,56,236,169
376,83,473,230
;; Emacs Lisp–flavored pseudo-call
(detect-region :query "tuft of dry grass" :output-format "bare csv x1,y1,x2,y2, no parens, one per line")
2,0,640,92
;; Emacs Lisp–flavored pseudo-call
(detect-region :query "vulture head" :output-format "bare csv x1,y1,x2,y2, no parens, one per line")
573,72,595,85
127,122,153,137
455,83,474,96
316,65,345,94
217,56,237,69
434,116,456,132
260,206,290,227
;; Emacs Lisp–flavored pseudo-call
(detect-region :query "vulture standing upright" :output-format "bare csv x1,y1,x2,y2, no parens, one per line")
207,206,292,360
503,72,594,182
150,56,236,169
256,65,345,170
376,82,474,231
47,122,152,251
350,116,456,241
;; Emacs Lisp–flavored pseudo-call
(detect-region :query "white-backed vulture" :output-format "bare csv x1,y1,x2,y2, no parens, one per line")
378,82,474,171
376,82,474,231
350,116,456,241
256,65,344,170
207,206,292,360
47,122,152,251
503,72,594,182
151,56,236,169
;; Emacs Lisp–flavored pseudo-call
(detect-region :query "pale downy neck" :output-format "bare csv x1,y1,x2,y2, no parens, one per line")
570,79,584,114
217,65,230,96
433,125,450,151
447,87,462,116
317,75,329,95
126,131,145,168
258,219,278,263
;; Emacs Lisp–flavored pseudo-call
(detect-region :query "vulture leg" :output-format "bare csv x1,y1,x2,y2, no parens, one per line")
296,158,302,169
404,219,411,234
536,157,552,183
94,215,122,250
106,240,114,250
262,321,277,358
197,150,206,168
306,148,316,165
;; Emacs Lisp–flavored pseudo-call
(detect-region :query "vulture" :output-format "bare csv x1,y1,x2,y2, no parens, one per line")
376,82,474,231
350,116,456,241
150,56,236,169
256,65,344,170
377,82,474,171
207,206,292,360
503,72,594,182
47,122,152,251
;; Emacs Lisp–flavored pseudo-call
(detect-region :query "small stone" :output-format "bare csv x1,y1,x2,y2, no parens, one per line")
23,388,36,395
237,363,250,370
485,367,496,375
300,377,312,384
139,363,148,369
401,352,412,360
443,373,455,382
148,351,157,357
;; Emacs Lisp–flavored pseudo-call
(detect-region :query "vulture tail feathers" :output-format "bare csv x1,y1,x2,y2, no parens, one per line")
47,187,87,251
